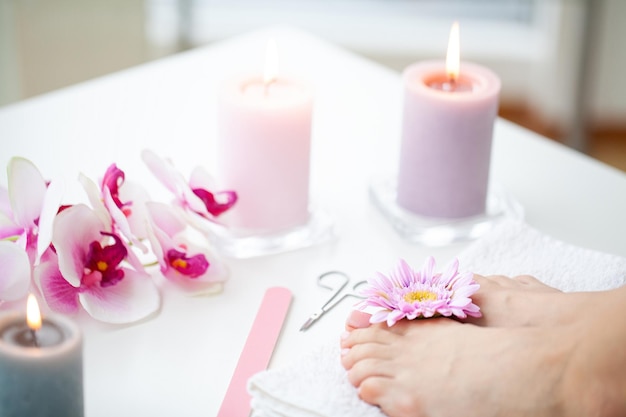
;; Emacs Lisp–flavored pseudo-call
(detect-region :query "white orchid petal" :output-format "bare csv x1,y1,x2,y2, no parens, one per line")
141,149,186,197
182,187,207,214
36,178,65,262
189,166,217,190
78,173,111,229
162,268,226,296
78,268,160,324
0,241,31,302
119,181,151,240
145,202,186,237
8,157,47,229
103,186,148,254
0,211,22,240
34,250,80,314
162,236,228,295
0,186,12,218
143,215,166,269
53,204,104,287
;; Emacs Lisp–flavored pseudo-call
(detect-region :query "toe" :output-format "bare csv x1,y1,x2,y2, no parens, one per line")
358,376,388,406
346,310,372,331
346,357,392,387
341,340,394,370
342,325,399,349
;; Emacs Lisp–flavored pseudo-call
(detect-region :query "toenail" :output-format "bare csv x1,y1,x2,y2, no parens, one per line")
341,348,350,356
340,331,350,340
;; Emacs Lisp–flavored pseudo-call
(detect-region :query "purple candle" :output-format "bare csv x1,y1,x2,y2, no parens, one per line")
396,22,501,219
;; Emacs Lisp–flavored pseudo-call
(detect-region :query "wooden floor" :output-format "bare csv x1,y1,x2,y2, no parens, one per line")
588,133,626,172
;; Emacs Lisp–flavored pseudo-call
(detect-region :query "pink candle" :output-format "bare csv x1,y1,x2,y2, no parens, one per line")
217,41,313,232
396,22,501,218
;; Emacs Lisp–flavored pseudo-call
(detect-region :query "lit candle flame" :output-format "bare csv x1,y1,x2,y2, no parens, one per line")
446,21,460,82
263,39,279,86
26,293,42,332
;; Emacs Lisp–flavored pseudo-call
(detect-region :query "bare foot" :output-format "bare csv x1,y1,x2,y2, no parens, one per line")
340,319,576,417
469,274,565,326
347,274,595,331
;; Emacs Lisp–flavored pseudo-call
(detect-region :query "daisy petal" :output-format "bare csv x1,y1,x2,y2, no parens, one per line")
439,258,459,286
395,259,414,287
369,310,391,324
387,309,405,326
357,257,481,326
420,256,435,281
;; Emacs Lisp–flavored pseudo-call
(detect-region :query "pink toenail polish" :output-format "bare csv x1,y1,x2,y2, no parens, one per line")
341,348,350,356
340,331,349,340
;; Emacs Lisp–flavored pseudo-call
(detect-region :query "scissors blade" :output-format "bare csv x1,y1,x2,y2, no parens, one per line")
299,310,323,331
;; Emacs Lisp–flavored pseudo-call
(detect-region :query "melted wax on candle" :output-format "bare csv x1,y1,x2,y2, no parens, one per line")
0,319,64,348
426,74,474,93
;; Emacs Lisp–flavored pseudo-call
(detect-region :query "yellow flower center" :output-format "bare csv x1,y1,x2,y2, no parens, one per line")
404,290,437,303
171,259,188,269
96,261,108,272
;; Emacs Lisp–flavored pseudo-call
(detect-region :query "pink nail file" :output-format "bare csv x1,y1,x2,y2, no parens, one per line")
217,286,292,417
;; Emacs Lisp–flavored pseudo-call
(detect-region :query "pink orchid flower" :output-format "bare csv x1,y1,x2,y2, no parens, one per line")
145,202,227,295
0,158,62,304
141,149,237,222
78,166,150,254
2,157,62,262
100,164,152,242
36,204,160,323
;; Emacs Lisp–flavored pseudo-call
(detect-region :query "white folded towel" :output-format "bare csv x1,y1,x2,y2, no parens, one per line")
248,220,626,417
457,220,626,292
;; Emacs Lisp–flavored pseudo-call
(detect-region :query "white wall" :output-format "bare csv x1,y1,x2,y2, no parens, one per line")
0,0,151,105
179,0,624,137
1,0,624,135
0,1,22,105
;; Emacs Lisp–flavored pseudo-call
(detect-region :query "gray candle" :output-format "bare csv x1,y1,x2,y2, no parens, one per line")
0,296,83,417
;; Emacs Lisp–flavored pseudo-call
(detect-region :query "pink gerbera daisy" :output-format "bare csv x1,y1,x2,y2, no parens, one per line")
356,257,481,327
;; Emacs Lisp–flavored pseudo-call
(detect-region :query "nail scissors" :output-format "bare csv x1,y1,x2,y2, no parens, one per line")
300,271,368,331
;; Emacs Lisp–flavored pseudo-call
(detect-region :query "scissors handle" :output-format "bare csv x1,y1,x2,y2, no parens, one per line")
323,280,367,312
300,273,368,332
317,271,350,311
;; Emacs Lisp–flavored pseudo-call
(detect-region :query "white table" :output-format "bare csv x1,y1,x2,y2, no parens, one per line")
1,27,625,417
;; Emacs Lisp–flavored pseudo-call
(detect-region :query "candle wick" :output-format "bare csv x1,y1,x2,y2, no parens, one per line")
444,76,457,92
30,328,39,347
264,79,275,97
